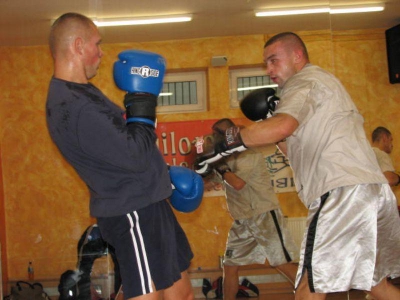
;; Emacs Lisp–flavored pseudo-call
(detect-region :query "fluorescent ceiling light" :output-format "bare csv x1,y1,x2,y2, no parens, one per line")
159,92,173,97
330,4,385,14
256,6,329,17
255,3,384,17
93,14,192,27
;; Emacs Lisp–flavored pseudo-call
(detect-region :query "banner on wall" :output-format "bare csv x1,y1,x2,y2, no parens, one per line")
155,119,296,195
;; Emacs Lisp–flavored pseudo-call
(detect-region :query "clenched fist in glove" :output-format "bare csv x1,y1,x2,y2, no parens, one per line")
169,166,204,213
194,119,247,176
240,88,280,121
113,49,166,128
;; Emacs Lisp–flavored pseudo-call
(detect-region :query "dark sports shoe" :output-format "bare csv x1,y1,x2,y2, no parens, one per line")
237,278,259,297
214,276,223,299
207,276,223,299
202,278,212,297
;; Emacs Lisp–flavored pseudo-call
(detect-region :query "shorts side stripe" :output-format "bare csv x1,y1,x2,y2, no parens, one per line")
133,211,153,294
270,210,292,262
303,192,329,293
127,212,153,294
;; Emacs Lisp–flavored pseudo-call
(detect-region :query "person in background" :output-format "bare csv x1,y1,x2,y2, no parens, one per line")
196,32,400,300
211,118,299,300
371,126,400,186
46,12,197,300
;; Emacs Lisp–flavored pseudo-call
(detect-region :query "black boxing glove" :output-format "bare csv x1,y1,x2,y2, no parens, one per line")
240,88,280,121
195,126,247,167
194,157,214,177
216,126,247,156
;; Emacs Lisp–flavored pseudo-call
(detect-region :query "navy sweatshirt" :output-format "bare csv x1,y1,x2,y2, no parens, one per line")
46,78,172,217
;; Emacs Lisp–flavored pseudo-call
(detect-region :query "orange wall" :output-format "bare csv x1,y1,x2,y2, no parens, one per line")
0,29,399,281
0,144,7,289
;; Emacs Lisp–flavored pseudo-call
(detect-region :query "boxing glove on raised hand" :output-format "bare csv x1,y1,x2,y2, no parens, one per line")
169,166,204,213
240,88,280,121
195,126,247,167
113,49,166,127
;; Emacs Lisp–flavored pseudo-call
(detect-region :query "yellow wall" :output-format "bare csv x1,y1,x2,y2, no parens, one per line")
0,29,399,281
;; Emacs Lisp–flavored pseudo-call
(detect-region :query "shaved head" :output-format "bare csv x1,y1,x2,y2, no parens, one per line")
262,32,310,87
49,12,103,82
49,12,97,59
264,32,309,61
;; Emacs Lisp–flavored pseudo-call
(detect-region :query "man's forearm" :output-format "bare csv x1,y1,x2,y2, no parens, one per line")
384,171,400,186
240,113,298,148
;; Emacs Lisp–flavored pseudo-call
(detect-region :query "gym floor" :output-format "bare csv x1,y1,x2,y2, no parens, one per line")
239,277,400,300
245,289,367,300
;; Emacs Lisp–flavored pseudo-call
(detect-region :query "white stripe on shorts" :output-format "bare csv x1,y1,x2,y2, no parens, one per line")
127,212,153,294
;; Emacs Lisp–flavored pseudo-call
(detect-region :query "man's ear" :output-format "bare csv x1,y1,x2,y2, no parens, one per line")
293,49,303,63
74,37,84,55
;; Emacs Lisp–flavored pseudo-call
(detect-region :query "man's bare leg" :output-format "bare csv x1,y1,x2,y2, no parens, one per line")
163,270,194,300
294,270,326,300
122,270,194,300
275,262,299,286
223,265,240,300
368,277,400,300
128,291,162,300
125,281,162,300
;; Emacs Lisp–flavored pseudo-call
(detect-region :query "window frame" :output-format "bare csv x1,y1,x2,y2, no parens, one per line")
229,67,278,108
157,70,207,114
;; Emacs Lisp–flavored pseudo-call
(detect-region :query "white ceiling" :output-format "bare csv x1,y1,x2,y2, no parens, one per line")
1,0,399,47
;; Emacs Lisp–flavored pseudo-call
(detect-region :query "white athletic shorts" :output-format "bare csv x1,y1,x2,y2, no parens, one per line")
295,184,400,293
223,209,299,267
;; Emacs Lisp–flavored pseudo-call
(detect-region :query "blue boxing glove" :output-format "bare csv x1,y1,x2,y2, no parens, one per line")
113,49,166,127
169,166,204,213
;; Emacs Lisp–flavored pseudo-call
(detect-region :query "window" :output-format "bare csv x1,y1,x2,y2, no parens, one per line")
157,70,207,113
229,67,279,108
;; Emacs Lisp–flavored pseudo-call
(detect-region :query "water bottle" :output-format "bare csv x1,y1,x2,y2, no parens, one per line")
28,261,34,281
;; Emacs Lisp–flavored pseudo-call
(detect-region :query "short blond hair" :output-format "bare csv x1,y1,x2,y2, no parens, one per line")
49,12,96,58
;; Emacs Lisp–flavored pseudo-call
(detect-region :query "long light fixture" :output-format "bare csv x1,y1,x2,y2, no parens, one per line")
256,6,329,17
159,92,173,97
330,4,385,14
93,14,192,27
255,3,384,17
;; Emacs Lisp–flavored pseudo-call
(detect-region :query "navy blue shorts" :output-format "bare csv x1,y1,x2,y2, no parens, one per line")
97,200,193,298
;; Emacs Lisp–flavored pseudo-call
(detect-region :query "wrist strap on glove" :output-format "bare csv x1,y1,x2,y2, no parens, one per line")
124,93,157,126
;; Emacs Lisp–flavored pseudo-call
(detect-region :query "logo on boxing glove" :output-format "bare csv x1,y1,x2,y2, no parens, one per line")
130,65,160,78
195,136,205,154
225,127,241,147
